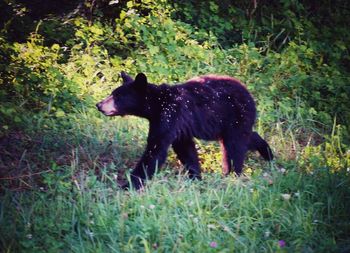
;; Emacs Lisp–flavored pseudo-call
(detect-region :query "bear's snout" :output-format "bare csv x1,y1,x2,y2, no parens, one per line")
96,102,106,114
96,95,118,116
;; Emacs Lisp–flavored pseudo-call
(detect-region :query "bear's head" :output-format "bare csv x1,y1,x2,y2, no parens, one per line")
96,72,148,117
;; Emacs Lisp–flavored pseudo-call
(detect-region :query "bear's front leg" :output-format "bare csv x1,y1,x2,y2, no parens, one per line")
172,138,202,180
130,135,173,190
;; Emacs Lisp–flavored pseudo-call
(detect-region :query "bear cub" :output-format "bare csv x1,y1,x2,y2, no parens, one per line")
97,72,273,190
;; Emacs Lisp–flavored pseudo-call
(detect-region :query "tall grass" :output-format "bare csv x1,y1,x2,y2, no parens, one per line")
0,108,349,252
1,168,349,252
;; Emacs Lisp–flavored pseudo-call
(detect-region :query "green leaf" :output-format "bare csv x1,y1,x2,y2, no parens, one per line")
55,110,66,117
127,1,133,8
149,45,159,55
51,44,60,51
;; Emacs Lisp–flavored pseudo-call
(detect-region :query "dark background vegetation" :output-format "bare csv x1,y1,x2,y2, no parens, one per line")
0,0,350,252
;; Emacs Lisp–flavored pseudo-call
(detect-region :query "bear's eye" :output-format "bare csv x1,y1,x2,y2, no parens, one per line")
113,94,120,101
112,90,118,97
113,93,127,103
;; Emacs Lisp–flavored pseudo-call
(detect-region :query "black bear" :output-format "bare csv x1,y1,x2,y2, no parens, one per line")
96,72,273,190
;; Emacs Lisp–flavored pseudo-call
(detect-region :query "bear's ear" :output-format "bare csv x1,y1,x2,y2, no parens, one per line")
134,73,148,90
120,71,134,85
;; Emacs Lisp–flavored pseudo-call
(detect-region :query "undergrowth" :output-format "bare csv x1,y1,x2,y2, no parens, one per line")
1,1,350,252
1,110,350,252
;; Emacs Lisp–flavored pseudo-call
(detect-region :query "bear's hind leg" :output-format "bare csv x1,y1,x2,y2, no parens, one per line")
172,138,202,180
220,135,249,176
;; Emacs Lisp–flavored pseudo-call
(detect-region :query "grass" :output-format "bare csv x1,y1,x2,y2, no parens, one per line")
0,108,349,253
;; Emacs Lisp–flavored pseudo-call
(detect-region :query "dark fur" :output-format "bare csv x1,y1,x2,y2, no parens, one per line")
97,72,273,189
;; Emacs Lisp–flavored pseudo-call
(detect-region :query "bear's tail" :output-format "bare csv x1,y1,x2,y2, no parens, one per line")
248,132,274,161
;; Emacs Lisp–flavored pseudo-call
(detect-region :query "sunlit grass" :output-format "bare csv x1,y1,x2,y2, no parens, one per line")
0,110,349,252
1,168,349,252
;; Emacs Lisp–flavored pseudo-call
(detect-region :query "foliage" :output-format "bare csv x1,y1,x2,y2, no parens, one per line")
0,1,350,252
1,0,349,137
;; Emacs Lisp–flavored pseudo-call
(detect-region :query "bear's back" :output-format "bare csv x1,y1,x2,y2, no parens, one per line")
183,75,255,111
186,75,250,96
163,75,257,140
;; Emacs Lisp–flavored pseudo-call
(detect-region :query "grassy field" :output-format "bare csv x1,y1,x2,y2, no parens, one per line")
1,1,350,252
1,109,349,253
